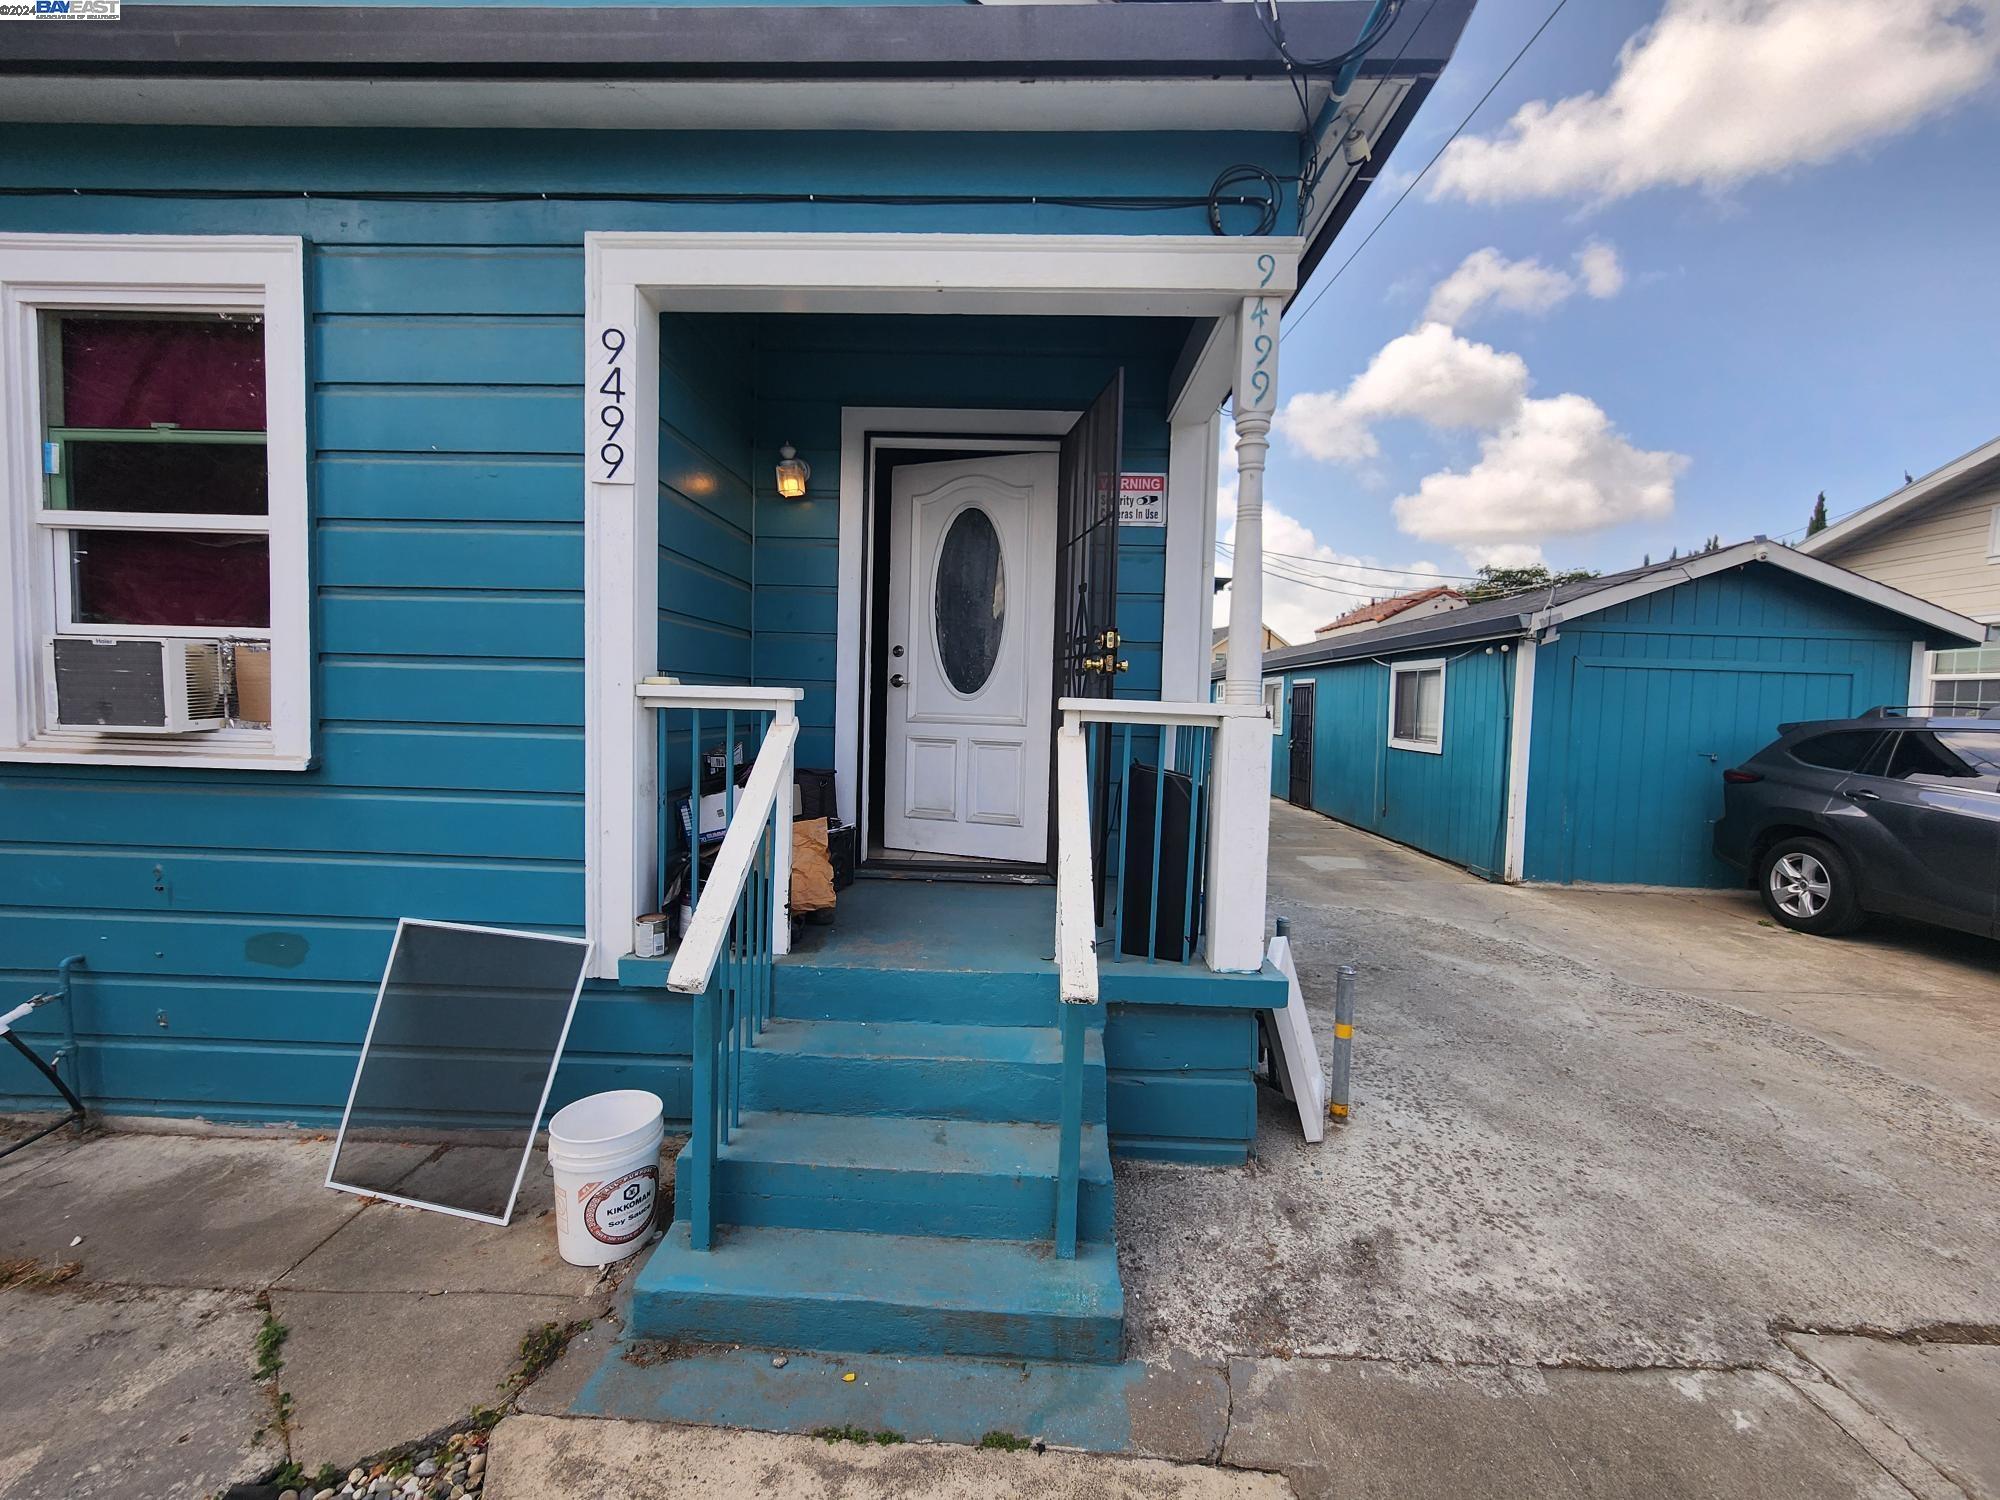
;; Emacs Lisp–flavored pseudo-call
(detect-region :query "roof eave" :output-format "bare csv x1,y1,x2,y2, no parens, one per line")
0,0,1466,81
1799,434,2000,558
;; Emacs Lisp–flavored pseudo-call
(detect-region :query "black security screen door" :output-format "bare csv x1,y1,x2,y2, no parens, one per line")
1054,370,1123,906
1289,681,1315,807
1056,370,1123,702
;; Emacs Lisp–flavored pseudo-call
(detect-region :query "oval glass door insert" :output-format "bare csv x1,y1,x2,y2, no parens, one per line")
934,506,1007,695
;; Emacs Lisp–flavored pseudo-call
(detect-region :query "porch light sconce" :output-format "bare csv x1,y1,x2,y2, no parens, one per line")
775,443,811,499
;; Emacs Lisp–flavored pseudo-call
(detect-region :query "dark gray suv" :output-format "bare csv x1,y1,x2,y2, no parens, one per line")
1713,711,2000,938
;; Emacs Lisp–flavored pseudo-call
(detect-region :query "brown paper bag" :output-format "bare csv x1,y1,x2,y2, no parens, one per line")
791,816,836,914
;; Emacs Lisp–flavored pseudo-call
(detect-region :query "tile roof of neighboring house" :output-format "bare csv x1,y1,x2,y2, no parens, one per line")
1315,586,1463,634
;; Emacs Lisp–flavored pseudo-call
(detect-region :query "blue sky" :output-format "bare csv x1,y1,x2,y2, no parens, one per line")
1233,0,2000,641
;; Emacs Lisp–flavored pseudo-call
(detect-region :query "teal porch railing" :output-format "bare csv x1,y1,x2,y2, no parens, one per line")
1060,699,1229,968
641,681,800,1252
1052,701,1234,1257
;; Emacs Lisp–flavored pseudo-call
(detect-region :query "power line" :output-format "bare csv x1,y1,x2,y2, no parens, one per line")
1282,0,1575,341
1216,539,1483,582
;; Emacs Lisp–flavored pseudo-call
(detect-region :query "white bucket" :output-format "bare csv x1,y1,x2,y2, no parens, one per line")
546,1090,665,1268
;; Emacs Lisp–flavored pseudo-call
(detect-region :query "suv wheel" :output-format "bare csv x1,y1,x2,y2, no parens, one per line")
1758,835,1862,936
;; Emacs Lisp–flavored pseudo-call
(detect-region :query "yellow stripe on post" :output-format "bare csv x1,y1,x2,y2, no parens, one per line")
1334,1023,1353,1039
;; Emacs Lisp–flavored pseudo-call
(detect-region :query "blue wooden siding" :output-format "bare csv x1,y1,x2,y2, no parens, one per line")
1272,646,1516,878
659,313,756,685
1525,566,1923,888
0,125,1281,1123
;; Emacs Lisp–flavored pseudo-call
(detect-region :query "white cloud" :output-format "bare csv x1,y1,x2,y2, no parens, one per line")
1431,0,1999,204
1391,393,1686,546
1423,248,1575,325
1422,242,1625,326
1575,240,1626,299
1276,323,1528,462
1216,503,1449,646
1462,542,1549,570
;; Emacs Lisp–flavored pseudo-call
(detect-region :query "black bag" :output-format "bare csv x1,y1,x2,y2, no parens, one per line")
1118,762,1206,961
795,767,838,822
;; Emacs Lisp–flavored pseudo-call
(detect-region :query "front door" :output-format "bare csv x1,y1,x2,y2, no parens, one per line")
1289,681,1315,807
884,453,1058,860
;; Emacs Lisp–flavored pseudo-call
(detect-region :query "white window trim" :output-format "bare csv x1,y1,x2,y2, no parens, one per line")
1262,675,1284,734
1387,657,1446,755
1987,505,2000,563
0,235,310,770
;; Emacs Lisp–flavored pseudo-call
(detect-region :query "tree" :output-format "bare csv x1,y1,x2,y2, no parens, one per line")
1462,562,1600,603
1806,491,1828,536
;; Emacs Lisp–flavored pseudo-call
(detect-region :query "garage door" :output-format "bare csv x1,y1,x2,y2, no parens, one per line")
1559,657,1859,886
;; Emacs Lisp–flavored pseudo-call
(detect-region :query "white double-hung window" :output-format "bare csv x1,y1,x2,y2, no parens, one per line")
0,235,309,768
1388,658,1445,753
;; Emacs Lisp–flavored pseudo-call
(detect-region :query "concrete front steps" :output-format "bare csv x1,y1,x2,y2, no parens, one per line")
628,940,1124,1365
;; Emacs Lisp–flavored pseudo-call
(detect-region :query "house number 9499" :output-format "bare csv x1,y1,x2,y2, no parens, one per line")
590,322,635,485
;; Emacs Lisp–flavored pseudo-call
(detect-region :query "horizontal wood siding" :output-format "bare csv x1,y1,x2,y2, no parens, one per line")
1525,566,1926,887
1104,1003,1257,1163
0,123,1293,1122
1814,479,2000,621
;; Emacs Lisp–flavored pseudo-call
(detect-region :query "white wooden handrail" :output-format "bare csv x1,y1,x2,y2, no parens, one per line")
1053,725,1099,1007
668,718,799,995
1058,696,1266,730
638,679,803,714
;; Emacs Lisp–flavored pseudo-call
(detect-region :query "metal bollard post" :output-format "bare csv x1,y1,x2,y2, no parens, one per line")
1328,964,1356,1125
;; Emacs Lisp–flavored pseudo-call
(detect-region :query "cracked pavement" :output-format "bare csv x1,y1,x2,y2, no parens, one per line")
1111,799,2000,1496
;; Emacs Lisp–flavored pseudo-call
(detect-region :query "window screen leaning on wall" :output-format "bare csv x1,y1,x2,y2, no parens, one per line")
42,310,272,632
327,921,592,1225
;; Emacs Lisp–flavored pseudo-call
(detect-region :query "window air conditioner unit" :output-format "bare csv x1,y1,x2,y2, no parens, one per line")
46,637,228,734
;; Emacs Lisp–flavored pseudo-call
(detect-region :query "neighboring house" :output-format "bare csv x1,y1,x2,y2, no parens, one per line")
0,4,1473,1370
1244,542,1980,889
1798,435,2000,711
1313,585,1465,640
1212,623,1290,662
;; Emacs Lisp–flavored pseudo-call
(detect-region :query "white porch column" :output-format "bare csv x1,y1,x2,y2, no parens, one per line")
1223,294,1275,707
1206,296,1279,972
583,280,661,980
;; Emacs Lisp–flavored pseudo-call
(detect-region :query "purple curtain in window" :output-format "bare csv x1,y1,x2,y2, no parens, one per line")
72,532,270,629
61,317,265,431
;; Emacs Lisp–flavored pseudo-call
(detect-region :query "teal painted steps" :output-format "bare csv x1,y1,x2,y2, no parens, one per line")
676,1110,1116,1243
631,1222,1124,1364
628,877,1124,1366
741,1018,1105,1123
773,961,1060,1028
774,880,1062,1027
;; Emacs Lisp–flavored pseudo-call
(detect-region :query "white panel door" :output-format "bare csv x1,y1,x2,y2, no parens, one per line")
884,453,1058,860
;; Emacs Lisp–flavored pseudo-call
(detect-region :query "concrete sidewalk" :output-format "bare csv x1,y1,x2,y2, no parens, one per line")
0,1126,616,1499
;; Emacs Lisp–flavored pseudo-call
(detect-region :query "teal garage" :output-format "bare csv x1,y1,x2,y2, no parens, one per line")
1250,543,1983,888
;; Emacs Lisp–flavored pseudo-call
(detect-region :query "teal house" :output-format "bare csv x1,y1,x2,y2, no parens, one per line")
0,2,1471,1368
1254,544,1982,889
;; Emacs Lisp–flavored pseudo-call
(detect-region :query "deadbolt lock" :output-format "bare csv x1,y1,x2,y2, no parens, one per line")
1092,629,1121,651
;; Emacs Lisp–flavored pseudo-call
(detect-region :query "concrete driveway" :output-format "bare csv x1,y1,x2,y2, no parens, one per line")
1116,799,2000,1498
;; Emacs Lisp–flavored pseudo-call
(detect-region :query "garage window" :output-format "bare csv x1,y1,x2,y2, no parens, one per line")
1388,659,1445,753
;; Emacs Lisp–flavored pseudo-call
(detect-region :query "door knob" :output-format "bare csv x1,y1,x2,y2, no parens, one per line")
890,673,906,688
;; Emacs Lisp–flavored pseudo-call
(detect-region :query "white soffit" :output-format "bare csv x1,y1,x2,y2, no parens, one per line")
0,74,1330,132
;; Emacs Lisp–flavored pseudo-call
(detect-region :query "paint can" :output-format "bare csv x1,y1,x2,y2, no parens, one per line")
547,1090,665,1267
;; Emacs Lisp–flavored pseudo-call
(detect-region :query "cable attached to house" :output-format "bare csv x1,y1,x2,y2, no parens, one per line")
0,183,1290,234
